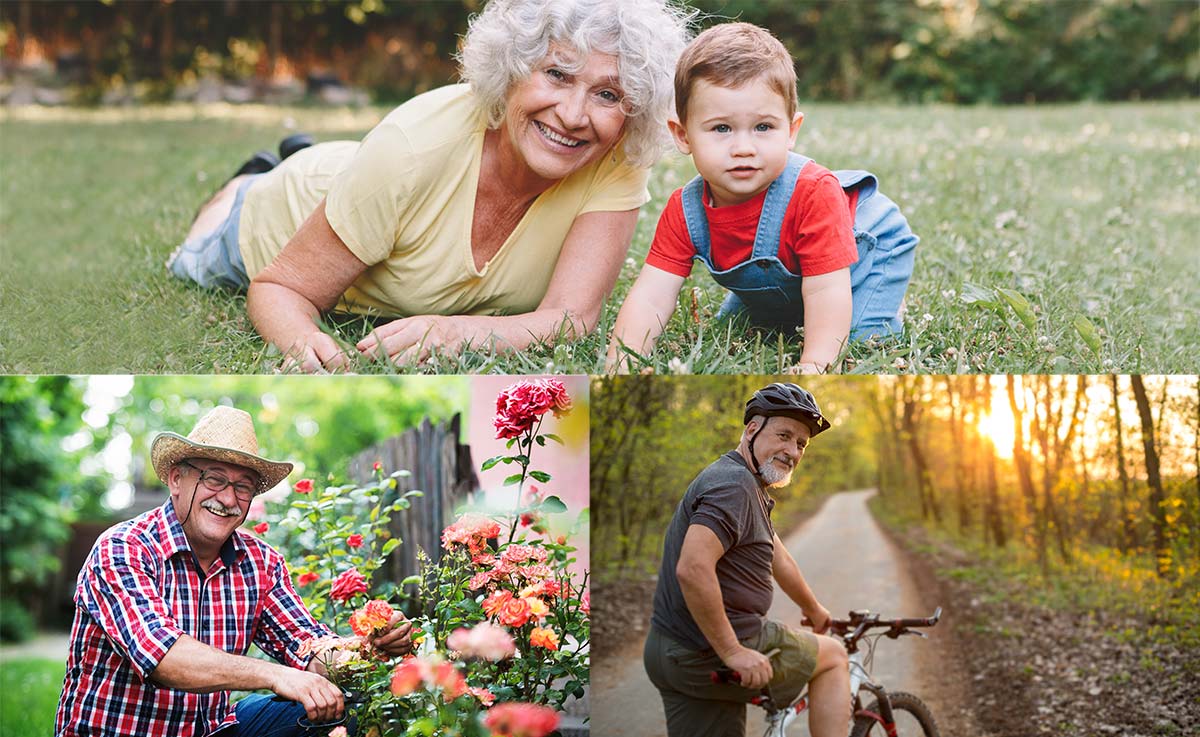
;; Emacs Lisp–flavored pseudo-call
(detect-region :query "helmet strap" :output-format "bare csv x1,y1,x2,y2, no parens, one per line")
746,415,772,478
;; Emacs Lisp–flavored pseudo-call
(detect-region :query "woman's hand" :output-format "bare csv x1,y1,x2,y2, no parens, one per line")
280,331,351,374
356,315,476,365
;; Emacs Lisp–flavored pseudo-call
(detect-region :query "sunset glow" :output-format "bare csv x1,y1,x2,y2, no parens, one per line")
978,390,1016,458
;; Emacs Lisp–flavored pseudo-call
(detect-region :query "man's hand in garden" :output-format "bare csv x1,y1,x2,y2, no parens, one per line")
272,667,345,724
370,612,414,658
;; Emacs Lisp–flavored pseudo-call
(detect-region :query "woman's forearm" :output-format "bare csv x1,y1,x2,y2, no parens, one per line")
246,281,326,354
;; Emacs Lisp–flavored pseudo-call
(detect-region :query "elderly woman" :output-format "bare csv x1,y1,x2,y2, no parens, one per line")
169,0,691,371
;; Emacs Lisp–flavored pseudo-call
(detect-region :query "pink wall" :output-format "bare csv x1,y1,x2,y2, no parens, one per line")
467,376,590,576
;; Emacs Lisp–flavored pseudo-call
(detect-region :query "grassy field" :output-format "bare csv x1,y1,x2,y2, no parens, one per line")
1,101,1196,374
0,657,64,736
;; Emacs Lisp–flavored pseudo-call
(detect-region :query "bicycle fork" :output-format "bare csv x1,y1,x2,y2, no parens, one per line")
853,680,899,737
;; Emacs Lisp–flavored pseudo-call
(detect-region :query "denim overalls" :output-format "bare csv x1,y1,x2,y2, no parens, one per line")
681,152,918,339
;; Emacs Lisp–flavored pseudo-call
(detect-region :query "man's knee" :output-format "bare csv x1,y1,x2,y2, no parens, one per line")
814,634,848,674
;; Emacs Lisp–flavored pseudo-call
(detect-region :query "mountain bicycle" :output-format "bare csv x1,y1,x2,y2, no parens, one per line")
713,608,942,737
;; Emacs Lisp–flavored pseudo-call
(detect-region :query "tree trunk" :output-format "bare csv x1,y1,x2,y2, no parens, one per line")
1110,375,1136,552
1007,375,1046,572
1130,375,1169,577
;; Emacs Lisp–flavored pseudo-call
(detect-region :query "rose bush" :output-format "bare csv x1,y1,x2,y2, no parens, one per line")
247,379,584,736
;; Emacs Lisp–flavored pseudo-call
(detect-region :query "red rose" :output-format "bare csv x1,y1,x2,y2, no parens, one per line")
294,479,314,494
298,572,319,586
330,568,368,602
372,461,382,472
347,534,363,549
253,522,269,534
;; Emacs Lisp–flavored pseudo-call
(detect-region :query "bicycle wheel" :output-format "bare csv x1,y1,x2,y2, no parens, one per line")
849,691,939,737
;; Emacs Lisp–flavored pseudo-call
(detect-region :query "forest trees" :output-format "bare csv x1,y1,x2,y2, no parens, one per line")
872,375,1199,581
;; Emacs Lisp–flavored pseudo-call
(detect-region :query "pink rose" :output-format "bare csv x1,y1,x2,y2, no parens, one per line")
484,703,560,737
446,622,515,661
330,568,368,602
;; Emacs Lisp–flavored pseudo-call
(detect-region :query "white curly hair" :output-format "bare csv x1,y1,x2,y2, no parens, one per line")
458,0,695,168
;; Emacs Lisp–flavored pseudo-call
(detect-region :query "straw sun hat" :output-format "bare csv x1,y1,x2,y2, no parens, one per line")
150,406,293,493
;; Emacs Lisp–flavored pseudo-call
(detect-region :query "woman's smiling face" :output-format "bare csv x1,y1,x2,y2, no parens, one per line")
500,44,628,184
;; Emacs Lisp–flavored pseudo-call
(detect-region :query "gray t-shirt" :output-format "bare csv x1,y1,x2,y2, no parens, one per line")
651,450,777,651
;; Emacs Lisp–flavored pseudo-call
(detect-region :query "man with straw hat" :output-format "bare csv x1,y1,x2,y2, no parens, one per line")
55,405,412,736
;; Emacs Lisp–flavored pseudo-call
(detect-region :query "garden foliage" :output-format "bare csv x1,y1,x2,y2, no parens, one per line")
246,379,585,737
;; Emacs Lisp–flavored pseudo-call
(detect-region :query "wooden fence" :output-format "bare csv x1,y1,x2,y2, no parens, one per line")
346,413,478,587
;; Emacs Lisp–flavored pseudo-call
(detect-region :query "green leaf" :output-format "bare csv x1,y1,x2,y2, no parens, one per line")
400,574,422,586
1072,314,1102,355
997,288,1036,330
529,470,552,483
382,538,402,556
960,281,999,307
542,433,564,445
481,454,506,471
540,495,568,513
503,473,524,486
404,490,424,498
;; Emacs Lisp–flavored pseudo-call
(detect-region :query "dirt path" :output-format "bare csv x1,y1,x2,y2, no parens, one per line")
591,489,979,736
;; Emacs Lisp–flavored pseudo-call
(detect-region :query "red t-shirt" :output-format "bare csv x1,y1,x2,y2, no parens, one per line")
646,161,860,278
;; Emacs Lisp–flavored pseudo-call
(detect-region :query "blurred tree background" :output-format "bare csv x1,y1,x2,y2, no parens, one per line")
1,0,1195,104
0,375,467,640
591,376,1199,632
590,375,880,579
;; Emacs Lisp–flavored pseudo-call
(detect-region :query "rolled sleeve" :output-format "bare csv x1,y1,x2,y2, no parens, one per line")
77,539,186,679
690,484,752,552
253,555,330,670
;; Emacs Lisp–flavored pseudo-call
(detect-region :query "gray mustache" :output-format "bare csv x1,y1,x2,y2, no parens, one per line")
201,500,241,516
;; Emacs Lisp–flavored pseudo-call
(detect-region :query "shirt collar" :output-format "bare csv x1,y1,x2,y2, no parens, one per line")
157,500,247,566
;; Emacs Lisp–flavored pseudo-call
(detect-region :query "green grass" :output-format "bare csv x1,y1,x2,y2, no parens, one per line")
868,495,1200,650
2,101,1197,373
0,657,64,737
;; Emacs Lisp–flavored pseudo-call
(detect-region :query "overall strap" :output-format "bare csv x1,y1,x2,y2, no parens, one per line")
751,151,810,259
680,174,712,262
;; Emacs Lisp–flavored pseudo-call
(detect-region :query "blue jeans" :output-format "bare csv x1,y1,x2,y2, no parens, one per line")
215,694,354,737
167,174,258,291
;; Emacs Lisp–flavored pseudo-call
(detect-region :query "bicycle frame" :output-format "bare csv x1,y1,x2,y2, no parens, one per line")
752,607,942,737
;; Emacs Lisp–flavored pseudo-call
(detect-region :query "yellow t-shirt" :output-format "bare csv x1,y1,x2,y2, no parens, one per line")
237,84,651,317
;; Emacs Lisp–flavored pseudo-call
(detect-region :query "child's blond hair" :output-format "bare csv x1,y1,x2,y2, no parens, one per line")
673,22,797,123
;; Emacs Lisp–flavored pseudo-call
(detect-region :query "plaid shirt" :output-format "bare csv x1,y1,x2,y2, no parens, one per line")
55,501,328,736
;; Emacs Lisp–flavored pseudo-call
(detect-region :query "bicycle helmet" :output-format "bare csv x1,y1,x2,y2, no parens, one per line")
743,383,829,436
743,383,829,480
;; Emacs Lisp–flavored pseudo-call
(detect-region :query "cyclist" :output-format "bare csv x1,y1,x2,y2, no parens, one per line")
644,383,851,737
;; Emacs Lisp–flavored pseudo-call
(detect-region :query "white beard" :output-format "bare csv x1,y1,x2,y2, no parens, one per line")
759,458,794,487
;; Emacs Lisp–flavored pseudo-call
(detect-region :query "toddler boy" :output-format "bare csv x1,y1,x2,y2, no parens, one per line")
607,23,917,373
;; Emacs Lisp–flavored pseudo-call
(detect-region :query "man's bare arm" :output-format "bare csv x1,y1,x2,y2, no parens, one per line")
676,525,773,689
771,532,831,632
151,634,344,722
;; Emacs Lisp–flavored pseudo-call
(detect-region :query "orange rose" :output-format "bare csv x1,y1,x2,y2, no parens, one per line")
529,626,559,651
496,597,533,628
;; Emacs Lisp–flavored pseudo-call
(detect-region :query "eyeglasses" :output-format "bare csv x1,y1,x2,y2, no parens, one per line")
179,461,258,502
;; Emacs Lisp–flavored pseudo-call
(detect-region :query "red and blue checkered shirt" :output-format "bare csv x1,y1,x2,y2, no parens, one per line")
55,501,329,736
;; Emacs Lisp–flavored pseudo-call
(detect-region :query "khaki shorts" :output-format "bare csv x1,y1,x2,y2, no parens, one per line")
644,620,819,737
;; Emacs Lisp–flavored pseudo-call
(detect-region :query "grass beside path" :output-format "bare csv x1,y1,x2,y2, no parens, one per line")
2,101,1197,374
0,657,64,737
